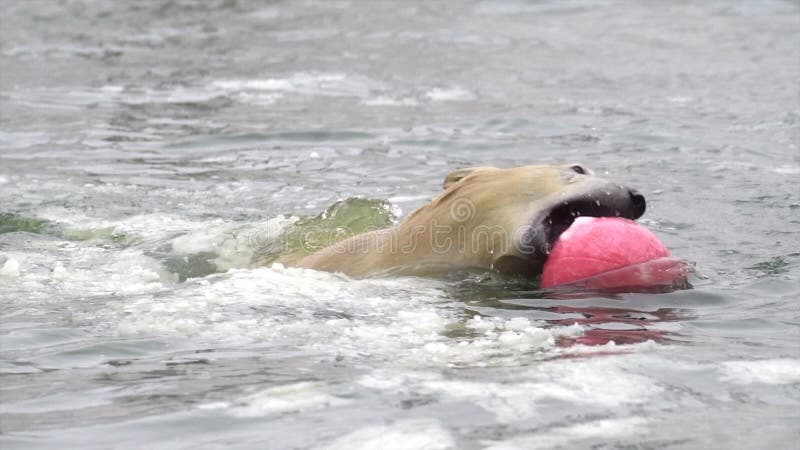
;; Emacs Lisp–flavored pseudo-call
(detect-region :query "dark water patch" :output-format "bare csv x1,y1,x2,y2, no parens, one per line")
746,254,800,277
0,213,49,235
163,252,220,282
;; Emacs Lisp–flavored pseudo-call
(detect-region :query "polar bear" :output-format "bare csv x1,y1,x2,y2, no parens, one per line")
291,164,646,278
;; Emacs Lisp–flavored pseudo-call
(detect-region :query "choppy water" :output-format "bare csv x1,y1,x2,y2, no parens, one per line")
1,1,799,449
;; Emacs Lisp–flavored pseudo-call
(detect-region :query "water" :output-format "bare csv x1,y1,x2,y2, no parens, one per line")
1,1,799,448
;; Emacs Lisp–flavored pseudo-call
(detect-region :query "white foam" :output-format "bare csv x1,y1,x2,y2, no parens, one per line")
430,315,586,363
319,419,455,450
667,96,694,104
231,91,283,105
51,261,68,280
212,72,374,98
423,379,539,423
0,256,20,277
358,355,660,425
32,208,295,274
170,219,257,271
100,263,595,370
248,8,280,21
483,417,649,450
719,359,800,385
773,165,800,175
363,95,419,106
357,370,443,392
18,75,372,112
527,357,663,406
424,86,475,102
228,381,349,418
407,316,584,367
213,78,295,91
4,229,174,300
35,208,202,244
109,265,447,342
118,86,224,105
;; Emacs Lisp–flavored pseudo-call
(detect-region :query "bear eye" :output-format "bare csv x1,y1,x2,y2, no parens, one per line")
570,164,587,175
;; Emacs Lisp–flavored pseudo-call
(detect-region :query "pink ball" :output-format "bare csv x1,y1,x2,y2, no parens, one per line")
541,217,671,289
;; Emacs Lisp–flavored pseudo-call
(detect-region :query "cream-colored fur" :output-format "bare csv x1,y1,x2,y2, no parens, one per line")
291,164,636,277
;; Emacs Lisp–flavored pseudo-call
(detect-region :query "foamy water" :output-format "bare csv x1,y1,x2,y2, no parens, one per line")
1,0,798,448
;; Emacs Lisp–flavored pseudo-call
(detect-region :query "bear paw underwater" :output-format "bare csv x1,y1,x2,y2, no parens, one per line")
286,163,660,281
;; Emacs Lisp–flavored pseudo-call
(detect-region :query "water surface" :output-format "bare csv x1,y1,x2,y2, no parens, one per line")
1,1,799,449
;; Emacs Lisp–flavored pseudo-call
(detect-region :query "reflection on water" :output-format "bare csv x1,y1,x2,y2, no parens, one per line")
454,271,695,346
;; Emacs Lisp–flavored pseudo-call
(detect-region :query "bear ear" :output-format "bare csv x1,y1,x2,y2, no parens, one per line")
442,166,495,189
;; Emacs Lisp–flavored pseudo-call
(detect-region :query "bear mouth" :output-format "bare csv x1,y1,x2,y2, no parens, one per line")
522,185,646,271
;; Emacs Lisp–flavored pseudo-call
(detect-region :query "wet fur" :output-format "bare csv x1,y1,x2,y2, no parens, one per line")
291,164,618,277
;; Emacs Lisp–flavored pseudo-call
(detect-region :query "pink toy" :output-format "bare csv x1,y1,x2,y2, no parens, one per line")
541,217,686,290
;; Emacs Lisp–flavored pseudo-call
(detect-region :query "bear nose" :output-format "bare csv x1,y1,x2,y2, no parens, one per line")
629,189,646,218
